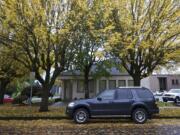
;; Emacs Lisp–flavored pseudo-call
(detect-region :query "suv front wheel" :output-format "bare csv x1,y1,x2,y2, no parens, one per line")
132,108,148,124
73,108,89,124
175,97,180,103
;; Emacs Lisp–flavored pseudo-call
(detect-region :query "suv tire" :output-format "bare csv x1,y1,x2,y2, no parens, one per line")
132,108,147,124
175,97,180,103
73,108,89,124
163,99,167,102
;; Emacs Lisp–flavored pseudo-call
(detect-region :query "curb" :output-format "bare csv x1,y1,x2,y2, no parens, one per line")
0,116,68,120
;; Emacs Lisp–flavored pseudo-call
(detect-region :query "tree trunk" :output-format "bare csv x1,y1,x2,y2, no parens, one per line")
39,85,49,112
0,80,9,104
84,69,90,99
133,75,141,86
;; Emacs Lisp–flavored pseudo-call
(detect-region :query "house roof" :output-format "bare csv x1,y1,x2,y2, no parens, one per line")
60,66,129,77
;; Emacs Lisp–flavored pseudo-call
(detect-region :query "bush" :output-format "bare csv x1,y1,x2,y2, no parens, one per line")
54,98,62,102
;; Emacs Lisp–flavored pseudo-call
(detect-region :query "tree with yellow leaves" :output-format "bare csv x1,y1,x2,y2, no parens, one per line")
0,0,75,111
68,0,111,98
106,0,180,86
0,46,29,104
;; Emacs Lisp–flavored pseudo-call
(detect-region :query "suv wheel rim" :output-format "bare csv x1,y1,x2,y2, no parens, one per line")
135,111,145,123
76,111,87,123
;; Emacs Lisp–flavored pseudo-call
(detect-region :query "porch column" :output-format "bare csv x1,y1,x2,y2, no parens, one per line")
96,79,99,94
106,79,109,89
126,80,128,87
61,80,65,100
116,80,118,88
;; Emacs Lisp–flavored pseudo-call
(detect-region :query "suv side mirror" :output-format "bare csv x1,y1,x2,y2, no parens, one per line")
97,97,102,101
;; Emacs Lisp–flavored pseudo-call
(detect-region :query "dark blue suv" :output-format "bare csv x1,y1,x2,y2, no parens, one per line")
66,87,159,124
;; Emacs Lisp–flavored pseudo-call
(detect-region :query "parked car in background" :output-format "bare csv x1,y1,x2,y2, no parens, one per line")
153,91,164,96
3,94,14,103
66,87,159,124
22,96,62,104
163,89,180,103
153,91,166,102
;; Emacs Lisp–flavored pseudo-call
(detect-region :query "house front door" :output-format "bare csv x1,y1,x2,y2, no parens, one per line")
158,77,167,91
64,80,73,101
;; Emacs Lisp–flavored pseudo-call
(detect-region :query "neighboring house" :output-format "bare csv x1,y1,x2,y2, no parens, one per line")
141,74,180,92
59,67,134,100
59,67,180,100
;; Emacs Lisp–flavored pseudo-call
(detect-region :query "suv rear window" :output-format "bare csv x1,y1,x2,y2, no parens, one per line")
135,89,153,99
116,89,133,99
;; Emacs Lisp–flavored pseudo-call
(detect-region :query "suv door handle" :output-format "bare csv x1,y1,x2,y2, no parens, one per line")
130,99,135,102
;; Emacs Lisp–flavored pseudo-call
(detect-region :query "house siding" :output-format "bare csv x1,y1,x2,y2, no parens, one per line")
141,75,180,92
60,74,180,100
60,75,133,100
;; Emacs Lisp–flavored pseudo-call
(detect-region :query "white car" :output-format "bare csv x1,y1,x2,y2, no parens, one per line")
153,91,164,102
162,89,180,103
23,96,61,104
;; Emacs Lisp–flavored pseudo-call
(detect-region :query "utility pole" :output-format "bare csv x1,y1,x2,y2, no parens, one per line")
30,72,35,106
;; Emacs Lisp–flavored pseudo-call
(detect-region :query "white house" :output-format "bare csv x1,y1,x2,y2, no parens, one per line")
59,67,134,100
141,74,180,92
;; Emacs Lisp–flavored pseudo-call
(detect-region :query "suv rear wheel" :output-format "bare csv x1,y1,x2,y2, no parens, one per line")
73,108,89,124
132,108,147,124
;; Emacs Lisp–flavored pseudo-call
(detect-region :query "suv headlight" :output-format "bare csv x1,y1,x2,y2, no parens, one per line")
68,102,75,107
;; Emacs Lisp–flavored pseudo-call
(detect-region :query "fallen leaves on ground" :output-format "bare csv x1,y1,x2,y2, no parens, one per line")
0,119,180,135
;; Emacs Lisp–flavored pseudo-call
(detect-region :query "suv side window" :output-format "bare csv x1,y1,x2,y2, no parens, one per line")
116,89,133,99
99,90,115,100
135,89,153,99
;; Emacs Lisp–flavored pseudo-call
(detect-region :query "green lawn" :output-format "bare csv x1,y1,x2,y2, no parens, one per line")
0,105,65,118
157,101,175,107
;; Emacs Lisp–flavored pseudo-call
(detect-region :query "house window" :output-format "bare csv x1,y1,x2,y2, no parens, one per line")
99,80,106,92
172,79,179,85
77,80,84,93
109,80,116,89
176,80,179,85
158,77,167,91
128,80,134,86
89,80,95,93
118,80,126,87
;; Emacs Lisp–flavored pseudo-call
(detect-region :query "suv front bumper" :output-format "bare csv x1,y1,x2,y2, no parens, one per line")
151,108,159,114
66,107,74,118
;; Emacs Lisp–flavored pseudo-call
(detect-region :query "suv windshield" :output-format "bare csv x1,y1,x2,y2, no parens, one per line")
169,89,180,93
